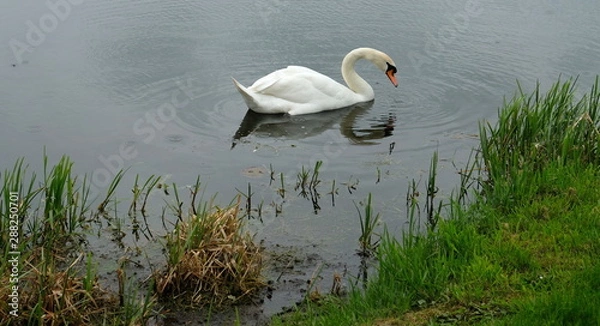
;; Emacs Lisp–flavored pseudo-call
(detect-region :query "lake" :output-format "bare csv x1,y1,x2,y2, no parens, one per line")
1,0,599,322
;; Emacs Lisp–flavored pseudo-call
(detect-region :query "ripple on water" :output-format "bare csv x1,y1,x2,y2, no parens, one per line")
173,84,247,142
374,71,498,156
118,76,249,154
393,78,471,129
78,1,231,105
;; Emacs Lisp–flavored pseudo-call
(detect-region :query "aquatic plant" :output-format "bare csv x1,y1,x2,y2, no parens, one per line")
295,160,323,196
328,179,338,206
128,174,160,240
0,155,155,325
355,193,380,257
278,172,286,198
309,160,323,190
155,196,264,306
343,175,359,194
425,151,443,230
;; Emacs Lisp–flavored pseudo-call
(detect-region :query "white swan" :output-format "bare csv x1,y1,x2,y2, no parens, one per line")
232,48,398,115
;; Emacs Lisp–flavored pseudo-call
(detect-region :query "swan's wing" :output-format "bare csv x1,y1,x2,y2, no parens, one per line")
249,66,315,92
249,66,351,104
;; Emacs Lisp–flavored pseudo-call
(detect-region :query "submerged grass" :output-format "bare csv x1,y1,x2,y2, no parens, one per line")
272,77,600,325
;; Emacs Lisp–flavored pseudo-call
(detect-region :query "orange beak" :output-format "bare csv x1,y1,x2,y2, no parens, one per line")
386,69,398,87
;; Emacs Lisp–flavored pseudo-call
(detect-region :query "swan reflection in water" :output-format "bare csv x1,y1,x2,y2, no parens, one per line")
231,101,395,148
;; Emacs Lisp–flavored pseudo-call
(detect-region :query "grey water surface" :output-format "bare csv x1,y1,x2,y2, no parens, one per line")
1,0,599,321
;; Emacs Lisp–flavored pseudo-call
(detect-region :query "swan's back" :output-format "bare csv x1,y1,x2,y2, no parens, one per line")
235,66,363,115
249,66,316,93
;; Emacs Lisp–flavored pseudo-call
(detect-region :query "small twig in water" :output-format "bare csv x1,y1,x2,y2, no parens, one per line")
328,179,338,207
269,164,275,186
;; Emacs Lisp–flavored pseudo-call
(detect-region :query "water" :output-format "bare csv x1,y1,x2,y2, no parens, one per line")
1,0,599,321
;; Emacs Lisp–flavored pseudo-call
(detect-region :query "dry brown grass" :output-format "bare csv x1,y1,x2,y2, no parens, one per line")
0,253,117,325
155,197,264,306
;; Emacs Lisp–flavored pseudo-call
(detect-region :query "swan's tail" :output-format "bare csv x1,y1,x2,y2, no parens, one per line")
232,78,258,110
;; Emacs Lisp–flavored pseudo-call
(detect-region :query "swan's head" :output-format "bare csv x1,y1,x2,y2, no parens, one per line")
384,62,398,88
343,48,399,90
365,49,398,88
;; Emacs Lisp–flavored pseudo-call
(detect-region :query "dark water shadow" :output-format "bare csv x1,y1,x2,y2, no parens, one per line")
231,101,396,148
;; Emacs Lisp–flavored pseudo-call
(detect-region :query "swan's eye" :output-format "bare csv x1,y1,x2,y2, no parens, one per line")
386,62,397,74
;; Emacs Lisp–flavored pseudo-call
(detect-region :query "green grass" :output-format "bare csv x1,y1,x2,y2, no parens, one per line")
272,76,600,325
0,154,156,325
356,193,381,256
479,76,600,208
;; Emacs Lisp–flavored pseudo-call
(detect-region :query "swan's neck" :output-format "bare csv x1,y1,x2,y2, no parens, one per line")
341,48,375,100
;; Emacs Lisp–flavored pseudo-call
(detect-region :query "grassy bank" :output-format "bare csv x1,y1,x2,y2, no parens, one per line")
272,77,600,325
